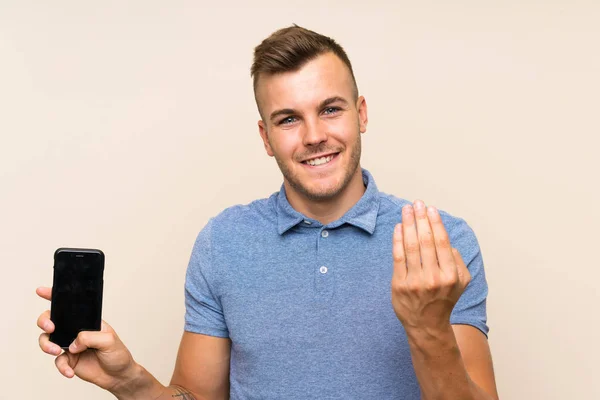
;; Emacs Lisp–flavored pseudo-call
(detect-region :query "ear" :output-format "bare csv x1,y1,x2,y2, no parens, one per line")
357,96,368,134
258,120,275,157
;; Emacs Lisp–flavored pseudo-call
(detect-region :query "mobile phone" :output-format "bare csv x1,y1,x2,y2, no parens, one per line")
50,248,104,349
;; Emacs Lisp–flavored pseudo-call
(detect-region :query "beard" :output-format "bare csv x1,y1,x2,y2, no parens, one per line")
272,131,362,202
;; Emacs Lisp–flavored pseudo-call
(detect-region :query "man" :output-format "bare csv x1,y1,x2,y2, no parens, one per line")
37,25,499,399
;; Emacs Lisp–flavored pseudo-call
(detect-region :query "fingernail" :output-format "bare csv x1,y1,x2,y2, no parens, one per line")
69,342,76,352
414,201,424,210
427,206,437,215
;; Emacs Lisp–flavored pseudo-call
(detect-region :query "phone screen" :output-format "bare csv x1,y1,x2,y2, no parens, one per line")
50,248,104,348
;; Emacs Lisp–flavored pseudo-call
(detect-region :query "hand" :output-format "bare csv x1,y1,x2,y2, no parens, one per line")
390,200,471,334
36,286,139,393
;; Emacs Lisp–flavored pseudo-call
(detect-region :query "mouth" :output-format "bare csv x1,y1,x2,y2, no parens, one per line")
301,152,339,167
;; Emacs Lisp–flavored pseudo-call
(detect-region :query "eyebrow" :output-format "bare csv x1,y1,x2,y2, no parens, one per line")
269,96,350,123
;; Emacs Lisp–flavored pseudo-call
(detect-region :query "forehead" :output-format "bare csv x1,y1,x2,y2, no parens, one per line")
256,52,355,114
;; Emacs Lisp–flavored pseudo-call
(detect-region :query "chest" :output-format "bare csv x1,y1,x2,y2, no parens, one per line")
216,226,403,355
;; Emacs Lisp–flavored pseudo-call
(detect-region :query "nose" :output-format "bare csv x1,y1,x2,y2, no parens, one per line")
302,117,328,147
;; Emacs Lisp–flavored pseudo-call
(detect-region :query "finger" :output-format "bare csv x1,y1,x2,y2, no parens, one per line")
452,248,471,287
66,351,81,373
37,310,55,333
392,223,407,281
427,206,457,276
39,332,63,356
402,204,421,276
55,352,75,378
36,286,52,301
69,330,118,354
413,200,439,274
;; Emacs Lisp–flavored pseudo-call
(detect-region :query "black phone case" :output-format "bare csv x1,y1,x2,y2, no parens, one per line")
50,248,104,349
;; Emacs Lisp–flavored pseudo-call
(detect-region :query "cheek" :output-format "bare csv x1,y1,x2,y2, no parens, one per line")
270,130,300,159
326,116,358,141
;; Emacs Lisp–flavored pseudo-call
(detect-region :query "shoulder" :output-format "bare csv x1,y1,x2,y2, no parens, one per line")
196,192,279,244
212,193,277,227
188,193,278,263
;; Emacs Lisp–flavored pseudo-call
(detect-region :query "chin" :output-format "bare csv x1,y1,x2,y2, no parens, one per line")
303,185,343,201
290,172,348,201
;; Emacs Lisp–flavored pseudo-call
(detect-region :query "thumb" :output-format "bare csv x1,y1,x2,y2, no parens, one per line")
69,330,119,354
100,319,115,333
452,248,472,287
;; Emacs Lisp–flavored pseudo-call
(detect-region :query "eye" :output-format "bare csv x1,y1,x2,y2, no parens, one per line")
279,116,297,125
323,107,340,115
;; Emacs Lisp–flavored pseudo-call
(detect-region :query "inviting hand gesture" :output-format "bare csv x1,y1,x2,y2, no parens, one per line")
391,200,471,334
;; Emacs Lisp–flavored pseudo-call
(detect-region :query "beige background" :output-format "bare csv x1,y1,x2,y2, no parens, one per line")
1,0,598,398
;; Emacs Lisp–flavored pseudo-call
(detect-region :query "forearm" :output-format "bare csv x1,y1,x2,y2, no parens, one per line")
406,325,495,400
111,363,196,400
151,385,200,400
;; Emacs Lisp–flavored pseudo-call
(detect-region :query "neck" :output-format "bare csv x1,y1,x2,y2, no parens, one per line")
284,167,366,225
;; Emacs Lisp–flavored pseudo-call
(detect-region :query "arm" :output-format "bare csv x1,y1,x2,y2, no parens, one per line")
135,218,231,399
114,332,231,400
390,201,498,400
406,324,498,400
36,287,230,400
168,332,231,400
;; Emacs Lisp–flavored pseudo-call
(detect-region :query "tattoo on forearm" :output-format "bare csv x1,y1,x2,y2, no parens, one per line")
171,386,196,399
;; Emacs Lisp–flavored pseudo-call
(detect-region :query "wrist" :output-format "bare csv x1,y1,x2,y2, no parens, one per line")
111,362,165,400
405,323,455,351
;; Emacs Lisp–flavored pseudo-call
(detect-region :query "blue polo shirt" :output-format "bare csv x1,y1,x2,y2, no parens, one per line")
184,168,489,399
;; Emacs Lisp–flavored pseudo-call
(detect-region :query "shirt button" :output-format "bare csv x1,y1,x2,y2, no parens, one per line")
304,220,312,225
321,230,329,238
319,266,328,274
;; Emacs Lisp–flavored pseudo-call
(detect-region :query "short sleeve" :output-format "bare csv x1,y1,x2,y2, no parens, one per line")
447,217,490,338
184,218,230,338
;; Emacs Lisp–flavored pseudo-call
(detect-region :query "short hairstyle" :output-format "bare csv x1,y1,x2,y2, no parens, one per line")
251,24,359,112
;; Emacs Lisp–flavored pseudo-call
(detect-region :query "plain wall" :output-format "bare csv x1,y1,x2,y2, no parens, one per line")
1,0,598,398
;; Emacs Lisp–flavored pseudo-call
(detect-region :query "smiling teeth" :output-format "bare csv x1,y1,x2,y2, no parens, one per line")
305,155,334,166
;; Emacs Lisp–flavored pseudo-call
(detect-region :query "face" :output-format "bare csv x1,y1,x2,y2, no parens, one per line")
256,52,368,202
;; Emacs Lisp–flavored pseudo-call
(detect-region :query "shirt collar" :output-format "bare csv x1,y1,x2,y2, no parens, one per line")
276,168,380,235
